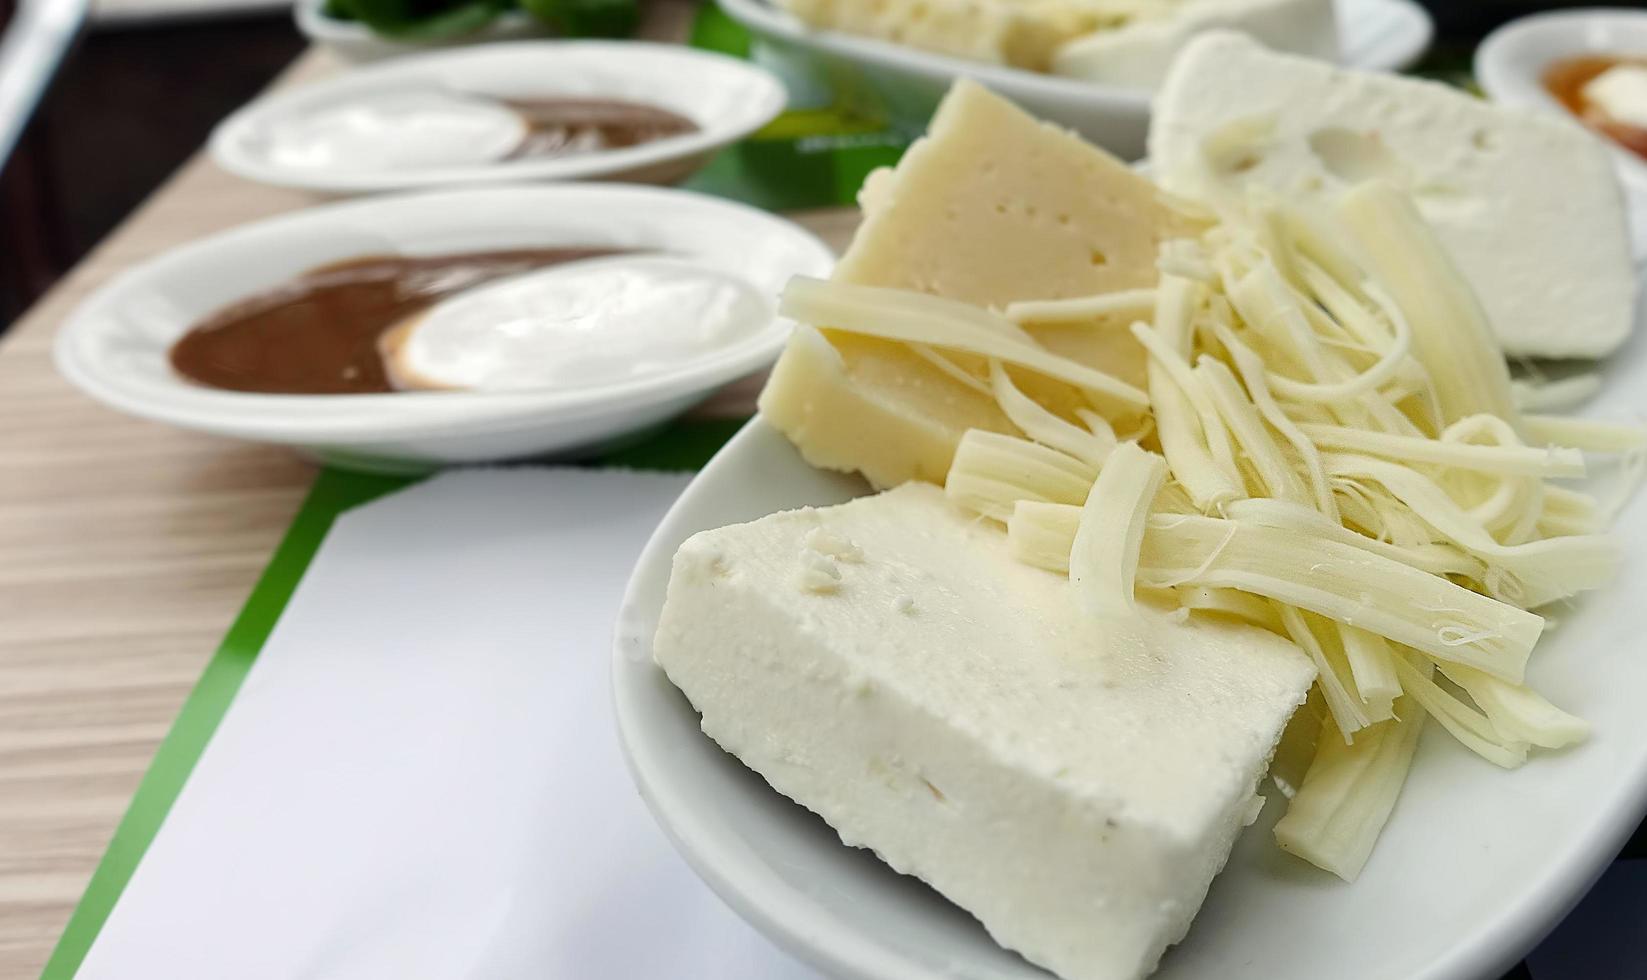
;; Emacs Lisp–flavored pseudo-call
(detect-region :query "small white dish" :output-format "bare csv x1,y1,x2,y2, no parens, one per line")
54,184,833,473
210,41,787,193
293,0,547,64
717,0,1433,159
613,293,1647,976
1476,8,1647,195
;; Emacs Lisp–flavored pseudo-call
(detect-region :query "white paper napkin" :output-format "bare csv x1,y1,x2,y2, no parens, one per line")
78,468,821,980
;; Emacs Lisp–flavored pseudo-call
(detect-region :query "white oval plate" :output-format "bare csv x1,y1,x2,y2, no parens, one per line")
211,41,787,193
1476,8,1647,197
54,184,833,472
613,311,1647,974
719,0,1432,158
293,0,548,64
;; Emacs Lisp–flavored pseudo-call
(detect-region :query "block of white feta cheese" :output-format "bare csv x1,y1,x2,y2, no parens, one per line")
1149,32,1637,359
653,482,1316,980
1052,0,1337,89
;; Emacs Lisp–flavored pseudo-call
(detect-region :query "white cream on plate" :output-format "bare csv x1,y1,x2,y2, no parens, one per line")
263,89,527,172
384,256,769,392
1583,63,1647,130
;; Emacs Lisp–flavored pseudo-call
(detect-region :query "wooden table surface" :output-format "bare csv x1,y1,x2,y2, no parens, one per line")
0,13,859,975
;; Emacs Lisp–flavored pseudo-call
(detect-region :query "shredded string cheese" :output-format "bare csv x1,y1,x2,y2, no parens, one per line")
791,174,1638,882
990,361,1113,466
1002,288,1157,324
1335,181,1518,424
1273,701,1425,881
780,277,1149,410
1177,586,1284,632
1070,443,1167,616
946,430,1096,521
1143,275,1243,510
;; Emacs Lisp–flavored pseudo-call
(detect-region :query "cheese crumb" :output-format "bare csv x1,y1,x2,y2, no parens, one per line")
805,526,865,563
796,551,843,593
893,595,916,615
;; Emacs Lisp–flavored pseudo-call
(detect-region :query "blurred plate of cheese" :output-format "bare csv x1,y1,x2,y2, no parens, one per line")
717,0,1432,158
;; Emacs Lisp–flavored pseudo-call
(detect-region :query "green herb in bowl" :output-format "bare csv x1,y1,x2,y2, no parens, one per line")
322,0,636,41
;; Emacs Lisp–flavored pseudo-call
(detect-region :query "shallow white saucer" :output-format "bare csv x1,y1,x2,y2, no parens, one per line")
717,0,1433,159
54,184,833,472
1477,8,1647,196
211,41,787,193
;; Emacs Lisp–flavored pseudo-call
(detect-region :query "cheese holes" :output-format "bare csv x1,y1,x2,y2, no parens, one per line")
1306,127,1410,185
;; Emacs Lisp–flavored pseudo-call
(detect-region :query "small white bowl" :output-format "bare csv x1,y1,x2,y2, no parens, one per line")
293,0,548,63
210,41,788,193
1477,8,1647,195
54,184,833,473
717,0,1433,159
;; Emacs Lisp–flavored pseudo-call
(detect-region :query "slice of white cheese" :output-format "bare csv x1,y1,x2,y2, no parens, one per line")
760,80,1196,489
760,328,1016,486
1149,31,1637,359
1052,0,1337,89
654,482,1316,980
833,80,1197,301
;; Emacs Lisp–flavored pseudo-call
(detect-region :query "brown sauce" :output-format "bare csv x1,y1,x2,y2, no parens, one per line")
502,98,698,160
169,248,617,395
1542,54,1647,161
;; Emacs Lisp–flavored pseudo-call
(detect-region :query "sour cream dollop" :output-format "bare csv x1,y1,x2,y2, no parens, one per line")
264,89,527,172
1583,64,1647,131
383,256,770,392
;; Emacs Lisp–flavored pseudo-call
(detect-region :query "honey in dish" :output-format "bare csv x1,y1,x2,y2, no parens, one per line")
1542,54,1647,161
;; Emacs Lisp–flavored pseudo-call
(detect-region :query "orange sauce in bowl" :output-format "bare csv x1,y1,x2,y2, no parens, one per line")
1542,54,1647,161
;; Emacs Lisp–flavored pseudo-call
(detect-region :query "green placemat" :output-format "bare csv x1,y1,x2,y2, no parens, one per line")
39,419,743,980
680,4,910,210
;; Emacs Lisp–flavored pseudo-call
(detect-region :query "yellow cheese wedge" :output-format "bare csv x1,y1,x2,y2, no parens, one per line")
759,79,1197,489
762,329,1008,487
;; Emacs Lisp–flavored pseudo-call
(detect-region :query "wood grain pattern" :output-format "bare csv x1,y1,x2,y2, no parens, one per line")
0,21,861,976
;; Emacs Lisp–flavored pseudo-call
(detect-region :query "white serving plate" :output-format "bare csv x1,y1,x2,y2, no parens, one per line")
293,0,548,63
613,299,1647,974
1476,8,1647,197
718,0,1433,159
54,184,833,473
210,41,787,193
